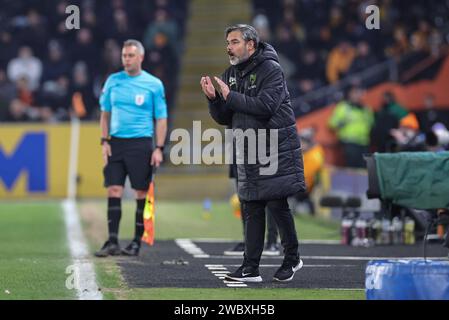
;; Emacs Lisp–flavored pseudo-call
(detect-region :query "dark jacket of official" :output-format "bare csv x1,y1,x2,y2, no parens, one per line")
208,42,305,201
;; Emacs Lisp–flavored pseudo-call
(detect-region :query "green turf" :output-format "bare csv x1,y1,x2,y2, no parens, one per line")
81,200,354,300
0,202,74,300
0,200,346,300
125,288,365,300
88,200,340,241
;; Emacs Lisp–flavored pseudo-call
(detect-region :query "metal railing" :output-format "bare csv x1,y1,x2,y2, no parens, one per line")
291,58,399,116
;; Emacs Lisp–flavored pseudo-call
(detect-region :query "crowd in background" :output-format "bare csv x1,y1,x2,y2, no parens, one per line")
251,0,449,114
0,0,188,122
2,0,449,166
328,86,449,168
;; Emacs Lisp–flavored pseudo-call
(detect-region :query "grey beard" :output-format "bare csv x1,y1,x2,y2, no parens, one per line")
229,54,249,66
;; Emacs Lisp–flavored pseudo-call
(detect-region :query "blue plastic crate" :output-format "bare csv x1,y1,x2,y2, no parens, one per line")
366,259,449,300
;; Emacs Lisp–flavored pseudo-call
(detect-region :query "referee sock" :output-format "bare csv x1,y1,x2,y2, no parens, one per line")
134,199,146,245
107,197,122,245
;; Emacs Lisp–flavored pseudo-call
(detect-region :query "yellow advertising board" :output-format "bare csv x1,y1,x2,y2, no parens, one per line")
0,122,105,199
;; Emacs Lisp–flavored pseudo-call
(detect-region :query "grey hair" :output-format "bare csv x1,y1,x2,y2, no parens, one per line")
123,39,145,55
225,24,259,48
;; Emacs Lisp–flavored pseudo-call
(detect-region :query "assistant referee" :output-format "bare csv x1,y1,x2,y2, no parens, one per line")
95,39,168,257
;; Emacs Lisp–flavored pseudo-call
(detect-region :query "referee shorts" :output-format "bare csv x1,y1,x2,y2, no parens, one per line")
103,136,153,190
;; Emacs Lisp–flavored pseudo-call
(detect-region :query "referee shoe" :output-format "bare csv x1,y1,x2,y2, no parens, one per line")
94,240,121,257
121,241,140,256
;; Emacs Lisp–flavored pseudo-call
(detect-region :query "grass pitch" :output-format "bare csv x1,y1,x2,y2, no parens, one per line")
0,200,364,300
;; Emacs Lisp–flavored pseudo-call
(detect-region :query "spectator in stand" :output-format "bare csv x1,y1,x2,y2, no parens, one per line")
101,39,122,77
326,40,356,84
7,46,42,91
81,4,98,32
385,26,410,60
70,61,96,120
328,86,373,168
0,69,17,121
328,5,346,42
41,40,70,84
390,112,426,152
252,12,271,42
348,41,378,74
144,32,178,114
417,93,449,132
0,0,188,123
370,91,408,153
104,9,136,44
70,28,99,78
39,75,71,122
51,0,76,44
282,8,305,44
0,31,18,70
412,20,432,53
143,9,179,57
273,24,302,65
15,9,48,59
401,32,431,72
8,77,40,122
16,76,34,107
291,49,325,96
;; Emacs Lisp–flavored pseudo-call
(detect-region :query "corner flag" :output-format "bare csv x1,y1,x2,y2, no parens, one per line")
141,181,155,245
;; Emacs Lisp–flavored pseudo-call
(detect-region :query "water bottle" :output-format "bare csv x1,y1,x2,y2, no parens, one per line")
404,217,415,245
202,198,212,220
352,218,365,246
372,218,382,245
381,218,391,245
391,217,403,245
341,217,353,245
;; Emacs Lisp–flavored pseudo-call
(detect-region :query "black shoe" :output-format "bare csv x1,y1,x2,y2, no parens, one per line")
94,240,121,257
262,243,280,256
224,265,262,282
121,241,140,256
223,242,245,256
273,259,303,282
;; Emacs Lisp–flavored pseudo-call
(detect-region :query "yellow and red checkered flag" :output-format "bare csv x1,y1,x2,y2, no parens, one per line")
141,181,155,245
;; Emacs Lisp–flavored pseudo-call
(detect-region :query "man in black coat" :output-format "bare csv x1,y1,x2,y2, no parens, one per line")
200,24,305,282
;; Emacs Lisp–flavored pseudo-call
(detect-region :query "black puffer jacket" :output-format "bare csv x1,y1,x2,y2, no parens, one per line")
208,42,305,201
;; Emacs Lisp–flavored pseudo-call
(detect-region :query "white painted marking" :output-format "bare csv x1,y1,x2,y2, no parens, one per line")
62,200,102,300
191,238,341,245
226,283,248,288
224,264,358,268
175,239,209,258
206,255,448,261
223,280,244,284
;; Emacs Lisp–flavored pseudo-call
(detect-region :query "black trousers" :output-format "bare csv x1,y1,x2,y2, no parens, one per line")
240,204,279,244
242,198,300,268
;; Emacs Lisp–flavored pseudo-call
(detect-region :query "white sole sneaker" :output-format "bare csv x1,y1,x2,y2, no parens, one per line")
223,251,244,256
224,274,263,283
273,259,303,282
262,250,280,256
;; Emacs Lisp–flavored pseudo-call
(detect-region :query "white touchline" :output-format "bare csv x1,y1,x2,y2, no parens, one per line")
63,199,102,300
63,116,102,300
